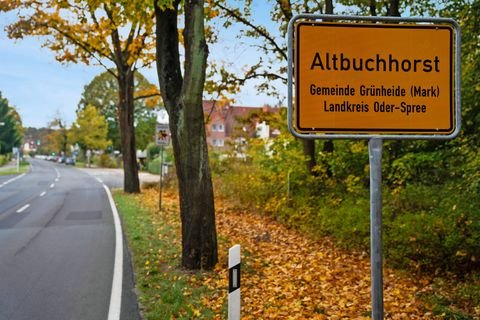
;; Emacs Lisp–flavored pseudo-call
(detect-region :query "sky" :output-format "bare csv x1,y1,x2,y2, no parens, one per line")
0,1,283,129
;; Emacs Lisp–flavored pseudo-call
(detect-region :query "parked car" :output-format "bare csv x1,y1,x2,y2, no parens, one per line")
65,157,75,166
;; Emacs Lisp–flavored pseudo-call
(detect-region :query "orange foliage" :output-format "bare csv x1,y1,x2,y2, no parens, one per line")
136,189,437,319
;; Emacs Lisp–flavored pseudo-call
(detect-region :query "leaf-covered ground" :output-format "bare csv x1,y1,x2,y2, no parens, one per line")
133,189,439,319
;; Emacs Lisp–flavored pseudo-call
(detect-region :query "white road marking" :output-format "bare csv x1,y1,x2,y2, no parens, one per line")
40,191,47,197
3,174,26,186
50,183,55,189
96,178,103,183
104,185,123,320
55,168,61,179
55,178,59,182
16,204,30,213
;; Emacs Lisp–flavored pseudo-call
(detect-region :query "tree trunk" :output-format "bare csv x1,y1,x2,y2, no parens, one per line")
326,0,334,15
322,0,335,176
369,0,377,16
323,140,334,177
118,68,140,193
302,140,316,174
155,0,218,270
387,0,400,16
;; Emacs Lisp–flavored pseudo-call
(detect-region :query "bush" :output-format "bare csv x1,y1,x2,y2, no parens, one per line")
211,135,480,276
386,151,447,192
146,143,161,160
384,184,480,273
147,156,162,174
0,155,7,166
94,154,117,168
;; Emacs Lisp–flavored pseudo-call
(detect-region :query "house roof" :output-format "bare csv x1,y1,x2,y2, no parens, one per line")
203,100,280,138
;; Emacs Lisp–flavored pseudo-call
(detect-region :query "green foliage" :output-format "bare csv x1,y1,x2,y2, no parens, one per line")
312,195,371,249
93,154,118,168
135,116,157,151
146,148,172,174
0,154,8,166
0,92,22,155
147,156,162,175
146,142,161,160
386,151,447,191
384,184,480,272
78,70,161,151
69,105,111,152
212,129,480,275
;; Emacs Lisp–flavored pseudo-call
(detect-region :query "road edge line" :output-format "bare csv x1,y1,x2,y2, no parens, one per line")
104,184,124,320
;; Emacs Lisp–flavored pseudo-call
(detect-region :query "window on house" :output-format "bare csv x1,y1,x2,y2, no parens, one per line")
212,139,224,147
212,123,224,132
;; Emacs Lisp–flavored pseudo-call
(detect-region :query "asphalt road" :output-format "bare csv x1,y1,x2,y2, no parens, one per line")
0,158,141,320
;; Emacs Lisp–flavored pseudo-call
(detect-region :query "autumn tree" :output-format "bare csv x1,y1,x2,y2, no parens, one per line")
69,104,110,154
155,0,217,270
79,71,160,151
46,116,69,157
214,0,334,175
442,0,480,139
78,70,160,151
0,0,156,193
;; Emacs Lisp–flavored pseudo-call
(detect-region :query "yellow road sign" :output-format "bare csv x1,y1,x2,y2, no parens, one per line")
294,22,456,136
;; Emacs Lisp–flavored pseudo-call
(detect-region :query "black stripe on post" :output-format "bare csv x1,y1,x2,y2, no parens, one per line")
228,263,241,293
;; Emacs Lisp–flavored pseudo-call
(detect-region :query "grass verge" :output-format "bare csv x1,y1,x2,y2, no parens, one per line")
113,191,218,319
0,162,30,175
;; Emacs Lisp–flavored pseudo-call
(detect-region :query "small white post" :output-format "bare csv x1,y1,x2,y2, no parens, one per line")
228,244,241,320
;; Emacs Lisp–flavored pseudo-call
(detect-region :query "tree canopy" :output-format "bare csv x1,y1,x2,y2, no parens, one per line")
78,70,160,150
0,92,22,155
1,0,157,193
69,104,110,152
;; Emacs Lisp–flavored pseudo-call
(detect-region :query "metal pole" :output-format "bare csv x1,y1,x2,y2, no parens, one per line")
158,145,164,211
369,138,384,320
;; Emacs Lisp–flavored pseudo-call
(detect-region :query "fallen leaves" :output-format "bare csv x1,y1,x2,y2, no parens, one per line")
135,189,438,319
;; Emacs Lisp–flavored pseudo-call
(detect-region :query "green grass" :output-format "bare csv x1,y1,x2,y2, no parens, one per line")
73,161,87,168
0,162,30,175
113,191,214,319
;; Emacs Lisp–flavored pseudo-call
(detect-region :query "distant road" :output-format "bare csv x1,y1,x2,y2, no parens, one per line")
78,166,160,190
0,159,140,320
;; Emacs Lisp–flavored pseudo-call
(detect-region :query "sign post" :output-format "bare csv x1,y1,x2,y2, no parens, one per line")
287,14,461,320
369,138,383,319
12,147,19,173
155,123,170,211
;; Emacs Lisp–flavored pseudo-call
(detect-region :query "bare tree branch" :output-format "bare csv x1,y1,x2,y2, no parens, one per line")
215,2,287,61
133,92,161,101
